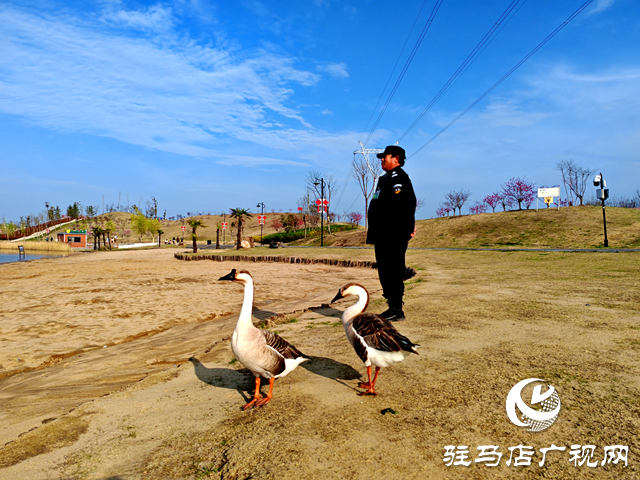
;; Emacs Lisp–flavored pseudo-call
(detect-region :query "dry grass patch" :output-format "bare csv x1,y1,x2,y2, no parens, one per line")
0,415,88,469
0,241,71,253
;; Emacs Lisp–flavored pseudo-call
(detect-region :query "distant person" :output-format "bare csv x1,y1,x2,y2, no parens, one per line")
366,145,416,321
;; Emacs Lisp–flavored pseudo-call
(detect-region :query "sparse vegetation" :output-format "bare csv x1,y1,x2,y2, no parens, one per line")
0,241,71,253
259,224,357,245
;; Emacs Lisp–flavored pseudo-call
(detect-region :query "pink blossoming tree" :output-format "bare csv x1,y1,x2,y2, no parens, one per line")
501,177,536,210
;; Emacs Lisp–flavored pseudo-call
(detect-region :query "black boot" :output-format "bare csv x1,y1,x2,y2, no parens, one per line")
380,301,405,322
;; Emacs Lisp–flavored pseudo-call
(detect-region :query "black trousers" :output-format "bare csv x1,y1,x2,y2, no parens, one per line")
374,240,408,309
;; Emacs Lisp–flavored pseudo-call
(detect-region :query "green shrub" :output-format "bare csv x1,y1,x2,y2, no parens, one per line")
256,224,357,244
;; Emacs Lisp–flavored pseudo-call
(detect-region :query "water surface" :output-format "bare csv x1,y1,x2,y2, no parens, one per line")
0,252,67,264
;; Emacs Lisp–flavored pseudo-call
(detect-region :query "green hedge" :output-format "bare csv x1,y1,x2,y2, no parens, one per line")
255,224,358,244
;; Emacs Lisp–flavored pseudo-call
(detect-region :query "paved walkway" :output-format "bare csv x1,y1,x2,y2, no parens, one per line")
117,243,158,249
287,245,640,253
413,246,640,253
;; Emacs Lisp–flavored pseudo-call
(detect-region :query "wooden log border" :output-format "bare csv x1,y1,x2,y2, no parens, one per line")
174,253,377,269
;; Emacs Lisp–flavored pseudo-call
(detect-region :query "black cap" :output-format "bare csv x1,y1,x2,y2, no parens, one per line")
376,145,406,161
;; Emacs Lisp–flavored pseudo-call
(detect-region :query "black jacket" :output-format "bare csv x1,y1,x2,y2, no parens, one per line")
366,166,416,244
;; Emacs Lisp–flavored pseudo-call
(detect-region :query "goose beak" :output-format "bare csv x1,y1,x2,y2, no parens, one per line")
219,269,237,281
331,290,343,303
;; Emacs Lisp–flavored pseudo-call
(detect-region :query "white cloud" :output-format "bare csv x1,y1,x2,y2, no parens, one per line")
526,65,640,109
587,0,615,15
214,154,309,167
0,5,336,160
319,62,349,79
100,2,175,31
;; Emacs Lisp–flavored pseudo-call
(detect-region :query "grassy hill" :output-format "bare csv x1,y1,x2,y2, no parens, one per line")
412,205,640,249
293,205,640,249
45,206,640,249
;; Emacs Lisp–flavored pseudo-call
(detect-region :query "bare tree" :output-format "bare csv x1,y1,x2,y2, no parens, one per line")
557,159,596,206
444,189,471,216
305,171,338,234
296,190,315,238
351,155,382,229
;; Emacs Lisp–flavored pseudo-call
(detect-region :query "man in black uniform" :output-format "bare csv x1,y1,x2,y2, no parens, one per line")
366,145,416,321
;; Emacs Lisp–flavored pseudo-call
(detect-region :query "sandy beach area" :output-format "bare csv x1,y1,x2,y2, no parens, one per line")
0,247,638,479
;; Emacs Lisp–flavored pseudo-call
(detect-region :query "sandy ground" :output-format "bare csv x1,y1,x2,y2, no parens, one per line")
0,247,639,479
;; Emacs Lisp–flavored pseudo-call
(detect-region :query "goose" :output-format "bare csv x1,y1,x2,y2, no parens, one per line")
331,283,419,396
219,269,309,409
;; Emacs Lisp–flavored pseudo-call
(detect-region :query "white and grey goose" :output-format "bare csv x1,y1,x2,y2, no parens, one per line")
219,269,309,409
331,283,419,396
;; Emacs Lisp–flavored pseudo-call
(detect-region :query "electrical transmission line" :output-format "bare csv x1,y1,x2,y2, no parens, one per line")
340,1,443,213
358,0,430,143
397,0,526,143
362,0,444,147
340,1,431,213
409,0,595,159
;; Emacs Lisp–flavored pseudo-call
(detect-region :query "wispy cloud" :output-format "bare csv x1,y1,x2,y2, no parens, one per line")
319,62,349,79
100,2,175,31
587,0,615,16
214,154,310,167
0,5,333,160
526,65,640,109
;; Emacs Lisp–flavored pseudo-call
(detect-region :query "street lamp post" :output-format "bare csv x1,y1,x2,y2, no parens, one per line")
594,172,609,247
256,202,265,244
314,178,325,247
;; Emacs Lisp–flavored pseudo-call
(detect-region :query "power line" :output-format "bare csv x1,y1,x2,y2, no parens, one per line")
410,0,595,159
347,1,433,212
359,0,430,143
447,0,528,98
397,0,526,143
363,0,445,147
344,192,361,215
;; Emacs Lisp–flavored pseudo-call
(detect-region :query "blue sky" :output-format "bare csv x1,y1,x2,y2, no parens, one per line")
1,0,639,222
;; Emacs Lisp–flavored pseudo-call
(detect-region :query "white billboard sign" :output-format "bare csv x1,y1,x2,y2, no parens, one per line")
538,187,560,198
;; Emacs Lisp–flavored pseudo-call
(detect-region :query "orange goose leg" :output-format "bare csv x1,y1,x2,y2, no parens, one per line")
242,377,263,410
255,377,275,407
358,366,381,396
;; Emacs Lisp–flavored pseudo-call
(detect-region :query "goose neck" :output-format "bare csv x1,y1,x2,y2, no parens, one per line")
238,279,254,325
343,289,368,323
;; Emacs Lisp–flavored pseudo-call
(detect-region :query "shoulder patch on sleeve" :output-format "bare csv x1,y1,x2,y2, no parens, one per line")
393,183,402,194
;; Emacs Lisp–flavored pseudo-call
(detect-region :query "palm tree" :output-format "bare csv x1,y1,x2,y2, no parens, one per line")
229,208,253,249
104,219,116,249
187,219,207,253
157,228,164,247
91,225,103,250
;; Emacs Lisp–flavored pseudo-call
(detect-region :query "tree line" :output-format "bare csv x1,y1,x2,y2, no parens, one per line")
436,160,640,217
